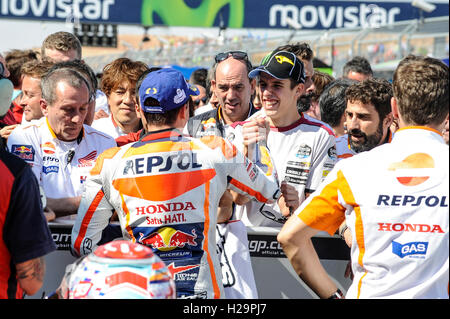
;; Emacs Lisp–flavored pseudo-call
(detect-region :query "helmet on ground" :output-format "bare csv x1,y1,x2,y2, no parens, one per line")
65,240,176,299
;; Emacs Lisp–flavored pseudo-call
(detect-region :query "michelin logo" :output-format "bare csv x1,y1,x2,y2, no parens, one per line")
392,241,428,259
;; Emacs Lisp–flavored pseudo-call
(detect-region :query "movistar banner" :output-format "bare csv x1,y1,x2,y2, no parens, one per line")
0,0,448,30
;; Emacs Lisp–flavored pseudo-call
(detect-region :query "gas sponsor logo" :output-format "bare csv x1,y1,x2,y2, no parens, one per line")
43,165,59,174
138,227,198,251
378,223,445,234
392,241,428,259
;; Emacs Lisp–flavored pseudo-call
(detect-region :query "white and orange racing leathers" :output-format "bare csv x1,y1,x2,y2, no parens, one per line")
296,127,449,298
71,128,280,299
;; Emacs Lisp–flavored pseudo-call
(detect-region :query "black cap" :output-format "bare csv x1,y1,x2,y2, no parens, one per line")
249,50,306,84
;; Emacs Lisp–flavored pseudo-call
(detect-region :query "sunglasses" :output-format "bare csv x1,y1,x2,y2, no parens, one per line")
193,96,208,106
259,203,288,224
215,51,248,63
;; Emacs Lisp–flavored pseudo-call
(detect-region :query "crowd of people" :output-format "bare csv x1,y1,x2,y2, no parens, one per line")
0,30,448,300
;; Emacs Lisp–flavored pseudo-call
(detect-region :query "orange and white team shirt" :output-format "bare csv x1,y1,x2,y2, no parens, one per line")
296,127,449,298
71,129,280,299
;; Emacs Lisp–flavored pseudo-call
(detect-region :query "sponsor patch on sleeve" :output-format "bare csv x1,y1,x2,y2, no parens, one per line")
11,144,35,161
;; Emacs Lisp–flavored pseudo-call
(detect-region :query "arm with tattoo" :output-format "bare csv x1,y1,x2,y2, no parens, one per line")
15,257,46,296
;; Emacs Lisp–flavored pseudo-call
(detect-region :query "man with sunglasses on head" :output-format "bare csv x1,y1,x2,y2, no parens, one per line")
185,51,272,299
186,51,260,214
7,68,116,221
231,49,337,227
186,51,257,139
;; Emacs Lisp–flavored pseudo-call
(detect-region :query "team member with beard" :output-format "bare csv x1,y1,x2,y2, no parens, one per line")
335,78,393,160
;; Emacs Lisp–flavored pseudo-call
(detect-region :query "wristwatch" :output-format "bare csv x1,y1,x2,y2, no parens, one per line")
327,288,344,299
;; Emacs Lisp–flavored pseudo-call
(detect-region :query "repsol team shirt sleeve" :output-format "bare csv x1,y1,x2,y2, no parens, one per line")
297,127,449,299
7,117,117,198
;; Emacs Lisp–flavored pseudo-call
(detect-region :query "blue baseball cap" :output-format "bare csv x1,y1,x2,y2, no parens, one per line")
138,68,199,113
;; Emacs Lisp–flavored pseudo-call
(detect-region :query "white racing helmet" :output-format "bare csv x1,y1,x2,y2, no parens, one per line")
65,240,176,299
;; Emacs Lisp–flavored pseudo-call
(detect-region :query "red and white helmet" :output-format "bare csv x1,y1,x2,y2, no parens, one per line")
65,240,176,299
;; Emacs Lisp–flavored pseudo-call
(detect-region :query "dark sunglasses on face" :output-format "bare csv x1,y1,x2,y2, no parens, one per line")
214,51,248,63
193,96,208,106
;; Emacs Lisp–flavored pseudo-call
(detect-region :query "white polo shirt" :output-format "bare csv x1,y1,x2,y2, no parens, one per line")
7,117,116,199
91,114,127,139
231,111,337,227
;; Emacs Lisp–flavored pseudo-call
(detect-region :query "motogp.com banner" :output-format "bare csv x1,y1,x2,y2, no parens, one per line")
0,0,448,30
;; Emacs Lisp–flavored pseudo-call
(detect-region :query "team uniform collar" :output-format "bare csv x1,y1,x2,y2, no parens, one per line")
45,116,84,144
393,126,445,143
217,102,256,125
395,126,443,136
139,127,185,142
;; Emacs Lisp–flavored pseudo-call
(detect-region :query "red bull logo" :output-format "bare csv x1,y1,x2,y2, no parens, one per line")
11,144,35,161
14,145,32,153
138,227,197,251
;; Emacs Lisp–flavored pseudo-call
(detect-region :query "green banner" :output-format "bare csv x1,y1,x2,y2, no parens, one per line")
141,0,244,28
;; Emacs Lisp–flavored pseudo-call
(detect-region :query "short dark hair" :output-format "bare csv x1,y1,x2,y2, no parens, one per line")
41,68,90,106
275,42,314,62
189,68,208,88
343,56,373,77
142,97,192,126
101,57,149,97
50,59,98,94
41,31,82,60
393,55,449,126
21,59,54,80
345,78,393,121
5,49,39,87
311,71,335,102
319,78,356,128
